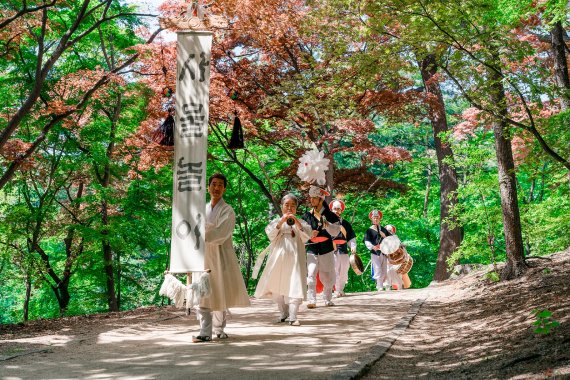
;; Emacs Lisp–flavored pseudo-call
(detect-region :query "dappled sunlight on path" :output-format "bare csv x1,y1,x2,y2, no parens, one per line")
1,290,423,379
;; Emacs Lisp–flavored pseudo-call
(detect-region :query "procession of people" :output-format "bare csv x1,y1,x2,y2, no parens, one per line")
186,167,414,342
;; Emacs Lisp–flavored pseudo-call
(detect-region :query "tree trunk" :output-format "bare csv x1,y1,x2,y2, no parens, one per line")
235,189,255,285
30,238,73,315
101,200,119,312
23,274,31,322
99,94,121,312
488,66,527,280
325,151,335,204
550,21,570,111
423,161,432,219
53,278,71,317
56,182,85,316
419,54,463,281
116,249,121,309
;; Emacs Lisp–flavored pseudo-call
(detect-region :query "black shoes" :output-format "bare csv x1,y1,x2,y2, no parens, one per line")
192,335,212,343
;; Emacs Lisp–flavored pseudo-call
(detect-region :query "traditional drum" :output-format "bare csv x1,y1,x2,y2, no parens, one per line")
380,235,413,275
349,253,364,275
397,249,413,274
380,235,405,264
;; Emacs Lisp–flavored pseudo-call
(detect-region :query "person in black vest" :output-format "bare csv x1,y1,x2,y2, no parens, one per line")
302,185,341,308
363,210,392,291
330,200,357,298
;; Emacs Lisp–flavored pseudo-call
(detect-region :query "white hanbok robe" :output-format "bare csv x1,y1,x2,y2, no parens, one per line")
254,218,311,300
199,198,251,310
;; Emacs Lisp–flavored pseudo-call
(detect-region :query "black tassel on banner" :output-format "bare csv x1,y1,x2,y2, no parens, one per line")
152,114,175,146
228,115,244,149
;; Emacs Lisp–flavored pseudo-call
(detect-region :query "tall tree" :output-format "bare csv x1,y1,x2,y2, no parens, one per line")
488,63,527,279
0,0,158,189
419,54,462,280
302,0,463,280
1,135,85,316
400,0,568,277
151,0,413,202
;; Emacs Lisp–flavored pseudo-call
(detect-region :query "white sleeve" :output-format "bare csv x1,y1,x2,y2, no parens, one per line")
265,219,281,241
348,238,357,250
205,205,235,245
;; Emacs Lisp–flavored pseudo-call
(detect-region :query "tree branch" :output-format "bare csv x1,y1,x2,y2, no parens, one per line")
440,64,570,171
210,123,281,211
0,28,162,190
0,0,57,30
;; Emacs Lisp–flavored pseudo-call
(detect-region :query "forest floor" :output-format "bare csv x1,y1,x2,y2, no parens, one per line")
362,247,570,380
1,248,569,380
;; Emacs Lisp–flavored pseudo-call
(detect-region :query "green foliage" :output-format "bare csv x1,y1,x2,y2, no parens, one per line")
2,0,569,325
485,271,500,282
531,309,560,335
541,0,570,25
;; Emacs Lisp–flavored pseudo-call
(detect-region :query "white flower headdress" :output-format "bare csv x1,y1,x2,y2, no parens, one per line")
296,148,330,186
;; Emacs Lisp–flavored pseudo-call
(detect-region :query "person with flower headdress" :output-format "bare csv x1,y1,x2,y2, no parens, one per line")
330,199,357,298
302,185,341,308
364,210,392,291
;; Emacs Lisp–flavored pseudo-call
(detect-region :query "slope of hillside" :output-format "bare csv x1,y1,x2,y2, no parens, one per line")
364,249,570,379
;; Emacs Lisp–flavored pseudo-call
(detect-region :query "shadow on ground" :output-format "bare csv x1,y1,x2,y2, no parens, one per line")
363,249,570,380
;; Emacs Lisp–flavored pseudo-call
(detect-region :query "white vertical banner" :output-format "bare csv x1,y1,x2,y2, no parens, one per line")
169,31,212,273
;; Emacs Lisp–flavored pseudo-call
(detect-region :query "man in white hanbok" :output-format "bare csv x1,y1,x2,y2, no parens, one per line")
254,194,311,326
193,173,251,343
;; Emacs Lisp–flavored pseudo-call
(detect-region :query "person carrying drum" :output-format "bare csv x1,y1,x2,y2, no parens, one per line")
302,185,341,308
381,224,413,289
330,200,357,298
364,210,392,291
383,224,403,290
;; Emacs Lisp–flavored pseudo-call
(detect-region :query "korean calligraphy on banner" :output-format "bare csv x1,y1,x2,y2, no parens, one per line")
169,31,212,273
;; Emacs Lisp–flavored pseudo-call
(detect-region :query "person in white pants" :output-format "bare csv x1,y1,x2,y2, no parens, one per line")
383,224,410,290
193,173,251,343
330,200,357,297
302,185,341,308
363,210,392,291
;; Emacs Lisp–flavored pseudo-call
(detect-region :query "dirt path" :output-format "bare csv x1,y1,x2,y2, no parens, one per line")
1,290,424,379
1,249,569,379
